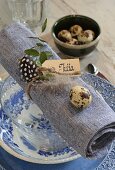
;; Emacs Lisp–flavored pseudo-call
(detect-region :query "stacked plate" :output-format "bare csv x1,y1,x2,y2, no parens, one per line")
0,73,115,168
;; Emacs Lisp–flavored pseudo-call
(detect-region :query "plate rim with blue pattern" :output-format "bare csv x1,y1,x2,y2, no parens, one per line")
0,73,115,166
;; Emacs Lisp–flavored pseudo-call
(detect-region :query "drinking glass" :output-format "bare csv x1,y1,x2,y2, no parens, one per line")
7,0,47,32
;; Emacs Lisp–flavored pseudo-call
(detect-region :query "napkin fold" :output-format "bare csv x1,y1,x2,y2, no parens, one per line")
0,22,115,158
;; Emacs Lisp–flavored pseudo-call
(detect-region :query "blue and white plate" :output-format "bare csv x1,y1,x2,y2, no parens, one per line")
0,73,115,165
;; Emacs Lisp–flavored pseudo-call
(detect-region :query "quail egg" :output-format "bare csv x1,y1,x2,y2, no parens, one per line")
69,25,83,37
58,30,72,42
78,30,95,43
66,38,79,45
69,86,92,108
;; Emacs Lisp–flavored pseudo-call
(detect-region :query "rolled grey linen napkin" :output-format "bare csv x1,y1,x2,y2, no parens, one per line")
0,22,115,158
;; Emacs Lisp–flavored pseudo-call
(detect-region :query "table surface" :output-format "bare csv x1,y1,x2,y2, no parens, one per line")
0,0,115,84
0,1,115,169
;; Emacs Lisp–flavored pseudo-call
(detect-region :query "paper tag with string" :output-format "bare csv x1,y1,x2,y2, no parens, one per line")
42,58,80,75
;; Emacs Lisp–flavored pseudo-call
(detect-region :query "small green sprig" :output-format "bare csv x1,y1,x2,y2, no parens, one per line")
28,19,48,43
24,44,53,66
25,18,53,66
42,18,47,32
25,49,39,56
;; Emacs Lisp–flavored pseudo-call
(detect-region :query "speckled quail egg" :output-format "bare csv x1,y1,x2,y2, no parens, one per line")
85,30,95,38
69,25,83,37
78,30,95,43
58,30,72,42
69,86,92,108
66,38,79,45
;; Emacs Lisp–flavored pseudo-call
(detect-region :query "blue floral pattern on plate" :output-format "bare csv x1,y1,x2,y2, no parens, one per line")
0,73,115,166
0,78,78,163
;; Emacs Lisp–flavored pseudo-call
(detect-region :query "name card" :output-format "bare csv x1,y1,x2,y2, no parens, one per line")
42,59,80,74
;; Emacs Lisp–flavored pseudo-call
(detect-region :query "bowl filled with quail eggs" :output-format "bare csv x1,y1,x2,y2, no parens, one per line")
52,15,101,57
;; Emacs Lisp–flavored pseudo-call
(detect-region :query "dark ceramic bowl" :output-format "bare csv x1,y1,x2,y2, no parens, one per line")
52,15,101,57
